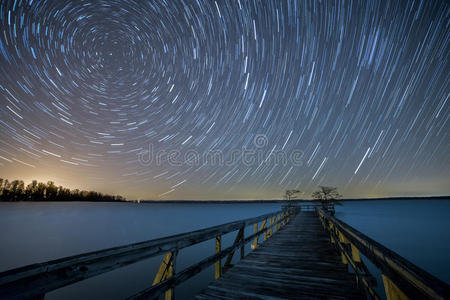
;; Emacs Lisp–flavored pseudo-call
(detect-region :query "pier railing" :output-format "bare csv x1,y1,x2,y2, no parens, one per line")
0,209,293,300
317,208,450,300
282,202,335,214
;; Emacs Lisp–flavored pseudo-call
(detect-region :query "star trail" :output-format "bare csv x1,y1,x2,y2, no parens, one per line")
0,0,449,200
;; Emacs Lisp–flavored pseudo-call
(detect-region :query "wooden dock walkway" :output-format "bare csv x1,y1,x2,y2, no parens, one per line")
196,212,364,299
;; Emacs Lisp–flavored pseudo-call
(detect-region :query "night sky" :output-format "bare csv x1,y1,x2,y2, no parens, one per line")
0,0,448,200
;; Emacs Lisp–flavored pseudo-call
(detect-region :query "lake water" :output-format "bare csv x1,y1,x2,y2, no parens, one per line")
0,199,449,299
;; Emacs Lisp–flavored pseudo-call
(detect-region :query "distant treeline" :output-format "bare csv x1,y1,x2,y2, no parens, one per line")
0,178,126,202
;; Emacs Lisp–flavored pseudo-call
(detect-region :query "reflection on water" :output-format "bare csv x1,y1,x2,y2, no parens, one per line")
0,199,449,299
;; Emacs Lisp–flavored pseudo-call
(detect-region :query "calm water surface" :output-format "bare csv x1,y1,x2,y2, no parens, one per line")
0,199,449,299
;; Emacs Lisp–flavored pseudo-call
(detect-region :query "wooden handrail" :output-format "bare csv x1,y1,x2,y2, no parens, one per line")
127,215,289,300
317,208,450,299
0,210,290,299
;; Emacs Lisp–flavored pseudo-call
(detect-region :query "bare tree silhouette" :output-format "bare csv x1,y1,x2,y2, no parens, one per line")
312,186,342,213
284,189,301,201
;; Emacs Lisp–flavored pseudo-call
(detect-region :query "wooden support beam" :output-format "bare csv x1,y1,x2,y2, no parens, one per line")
165,252,176,300
223,228,244,272
382,274,409,300
152,252,176,300
215,235,221,279
153,253,172,285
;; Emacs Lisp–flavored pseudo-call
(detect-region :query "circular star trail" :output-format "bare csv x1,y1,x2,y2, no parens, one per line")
0,0,449,199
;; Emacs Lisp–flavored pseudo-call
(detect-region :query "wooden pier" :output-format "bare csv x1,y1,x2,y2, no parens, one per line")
1,205,449,300
196,211,363,299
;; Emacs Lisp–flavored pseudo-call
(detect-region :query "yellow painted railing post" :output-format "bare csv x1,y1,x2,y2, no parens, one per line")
351,244,361,263
338,231,349,265
215,235,221,279
252,223,258,249
382,274,409,300
165,255,174,300
341,252,348,264
152,251,176,300
268,217,274,237
338,231,348,244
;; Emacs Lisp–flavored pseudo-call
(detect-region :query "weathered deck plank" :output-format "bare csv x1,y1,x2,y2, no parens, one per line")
196,212,364,299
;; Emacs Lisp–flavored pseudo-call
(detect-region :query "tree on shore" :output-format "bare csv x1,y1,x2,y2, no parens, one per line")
312,186,341,209
284,189,301,201
0,178,125,202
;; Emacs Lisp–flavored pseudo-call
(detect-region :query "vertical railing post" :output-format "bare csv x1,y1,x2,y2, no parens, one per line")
251,223,259,249
152,251,176,300
268,216,274,238
382,274,409,300
338,231,349,264
351,244,361,263
252,222,258,249
165,251,177,300
215,235,222,279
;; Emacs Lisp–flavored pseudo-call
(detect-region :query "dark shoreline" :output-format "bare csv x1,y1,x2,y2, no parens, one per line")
136,195,449,204
1,196,448,203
